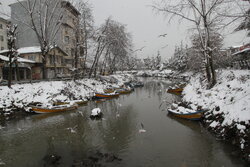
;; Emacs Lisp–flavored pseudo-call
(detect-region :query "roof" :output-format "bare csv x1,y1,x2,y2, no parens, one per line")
17,57,36,63
0,55,9,61
0,54,35,63
61,1,80,16
17,46,42,54
0,49,10,54
232,47,250,56
0,16,9,24
17,46,69,56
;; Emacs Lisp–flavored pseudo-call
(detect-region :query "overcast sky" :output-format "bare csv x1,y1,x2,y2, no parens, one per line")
0,0,249,60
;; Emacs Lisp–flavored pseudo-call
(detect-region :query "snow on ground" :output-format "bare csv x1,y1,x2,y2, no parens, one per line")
0,74,133,113
182,69,250,149
135,69,191,80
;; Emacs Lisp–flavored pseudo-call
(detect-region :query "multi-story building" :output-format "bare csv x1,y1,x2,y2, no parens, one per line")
9,0,81,71
0,17,9,51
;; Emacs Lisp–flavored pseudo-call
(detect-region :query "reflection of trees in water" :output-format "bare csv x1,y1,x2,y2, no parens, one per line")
93,100,137,154
168,114,213,167
143,79,181,109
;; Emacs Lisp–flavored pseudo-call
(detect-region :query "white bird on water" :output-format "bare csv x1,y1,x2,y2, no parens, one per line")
139,123,146,133
66,125,77,133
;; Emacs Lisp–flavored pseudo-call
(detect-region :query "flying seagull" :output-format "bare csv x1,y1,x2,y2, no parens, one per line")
158,33,168,38
139,123,146,133
131,46,146,53
161,44,168,49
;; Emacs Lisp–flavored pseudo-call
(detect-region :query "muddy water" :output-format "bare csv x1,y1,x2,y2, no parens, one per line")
0,78,248,167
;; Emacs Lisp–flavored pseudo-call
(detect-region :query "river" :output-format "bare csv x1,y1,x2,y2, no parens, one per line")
0,78,248,167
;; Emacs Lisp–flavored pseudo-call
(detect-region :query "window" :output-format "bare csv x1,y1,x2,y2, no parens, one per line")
49,55,55,65
64,36,69,44
0,24,2,29
28,55,36,61
1,47,4,50
0,36,4,41
71,48,75,56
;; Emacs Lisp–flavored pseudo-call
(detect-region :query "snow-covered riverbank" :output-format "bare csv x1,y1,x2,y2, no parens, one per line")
0,74,134,117
182,69,250,160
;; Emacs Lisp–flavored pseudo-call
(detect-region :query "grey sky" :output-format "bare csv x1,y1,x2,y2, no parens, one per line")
0,0,249,60
88,0,190,60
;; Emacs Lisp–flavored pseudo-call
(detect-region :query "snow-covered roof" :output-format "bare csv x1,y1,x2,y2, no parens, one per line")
232,47,250,56
0,54,35,63
17,46,69,56
17,46,42,54
0,50,10,54
0,55,9,61
230,45,243,49
17,57,36,63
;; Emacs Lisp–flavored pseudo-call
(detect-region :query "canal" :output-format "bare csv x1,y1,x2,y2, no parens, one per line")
0,78,248,167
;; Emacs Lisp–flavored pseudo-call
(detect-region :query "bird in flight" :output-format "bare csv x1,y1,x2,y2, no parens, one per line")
161,44,168,49
139,123,146,133
158,33,168,38
131,46,146,53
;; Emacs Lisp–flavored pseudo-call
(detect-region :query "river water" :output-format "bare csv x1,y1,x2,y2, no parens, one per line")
0,78,248,167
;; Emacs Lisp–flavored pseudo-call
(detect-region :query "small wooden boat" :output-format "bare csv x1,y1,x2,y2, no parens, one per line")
167,87,183,95
31,103,78,114
115,88,133,94
167,107,204,121
54,100,88,106
73,100,88,105
104,88,116,93
95,92,120,99
167,83,186,95
168,103,204,120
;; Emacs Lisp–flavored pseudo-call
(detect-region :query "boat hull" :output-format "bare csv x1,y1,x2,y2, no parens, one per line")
168,109,203,121
116,89,133,94
31,104,78,114
54,100,88,106
167,88,183,94
95,93,119,99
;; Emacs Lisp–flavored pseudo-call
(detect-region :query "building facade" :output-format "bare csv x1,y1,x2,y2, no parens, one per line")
18,46,71,79
0,17,9,51
10,0,81,71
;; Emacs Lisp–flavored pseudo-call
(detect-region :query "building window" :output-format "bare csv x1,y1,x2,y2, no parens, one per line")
1,47,4,50
0,36,4,41
0,24,2,29
28,55,36,61
64,36,69,44
71,48,75,56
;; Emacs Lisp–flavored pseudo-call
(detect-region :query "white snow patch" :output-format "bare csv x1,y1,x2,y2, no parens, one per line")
210,121,219,128
183,69,250,130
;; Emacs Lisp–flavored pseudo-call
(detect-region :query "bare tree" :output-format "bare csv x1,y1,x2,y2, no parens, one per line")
152,0,236,87
88,17,132,77
73,1,94,75
7,24,17,88
13,0,64,79
235,1,250,36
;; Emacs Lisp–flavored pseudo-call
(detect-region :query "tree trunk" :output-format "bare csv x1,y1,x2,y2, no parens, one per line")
8,55,12,88
15,62,20,81
42,53,47,79
53,49,57,78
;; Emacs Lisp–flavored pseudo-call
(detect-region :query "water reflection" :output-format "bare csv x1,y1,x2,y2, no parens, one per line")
0,78,248,167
